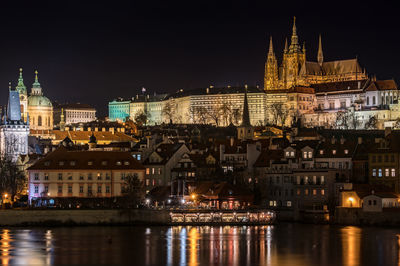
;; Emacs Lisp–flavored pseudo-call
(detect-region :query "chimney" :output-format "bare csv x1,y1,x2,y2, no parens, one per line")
358,137,362,144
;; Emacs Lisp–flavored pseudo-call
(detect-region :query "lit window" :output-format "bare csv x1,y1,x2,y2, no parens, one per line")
101,161,108,165
378,169,382,177
305,189,309,195
332,150,336,155
146,168,150,175
152,168,155,174
392,168,396,177
344,150,348,154
319,150,324,155
116,161,122,165
303,151,307,158
285,151,290,157
88,161,93,166
145,179,150,186
287,201,292,207
313,189,317,195
290,151,295,156
385,168,390,177
124,161,130,165
59,161,64,166
372,169,376,176
321,189,325,195
308,151,312,158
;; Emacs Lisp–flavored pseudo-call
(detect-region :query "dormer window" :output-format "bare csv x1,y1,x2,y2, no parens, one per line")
116,161,122,165
285,151,290,157
290,151,295,157
124,161,130,165
319,150,324,155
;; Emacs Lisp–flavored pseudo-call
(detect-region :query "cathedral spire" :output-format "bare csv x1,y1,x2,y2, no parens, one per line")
268,36,274,56
318,34,324,66
16,68,27,95
241,85,251,127
284,38,288,53
289,16,300,51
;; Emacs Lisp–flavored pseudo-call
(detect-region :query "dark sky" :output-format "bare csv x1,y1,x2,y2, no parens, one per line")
1,1,399,117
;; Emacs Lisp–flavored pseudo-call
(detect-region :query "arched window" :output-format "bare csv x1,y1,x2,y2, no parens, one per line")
38,116,42,126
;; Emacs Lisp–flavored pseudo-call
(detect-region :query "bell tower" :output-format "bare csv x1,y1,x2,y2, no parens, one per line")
264,37,279,91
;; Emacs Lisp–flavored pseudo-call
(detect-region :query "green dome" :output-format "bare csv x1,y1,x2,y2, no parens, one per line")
28,95,53,107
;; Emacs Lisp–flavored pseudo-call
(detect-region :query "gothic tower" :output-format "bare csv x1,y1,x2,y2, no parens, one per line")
264,37,279,90
16,68,28,122
0,83,29,161
281,17,306,89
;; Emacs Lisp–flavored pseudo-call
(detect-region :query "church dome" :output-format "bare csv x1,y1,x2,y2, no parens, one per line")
28,95,53,107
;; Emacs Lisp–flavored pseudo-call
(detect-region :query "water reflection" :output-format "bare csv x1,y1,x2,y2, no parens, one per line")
341,226,361,266
1,225,400,265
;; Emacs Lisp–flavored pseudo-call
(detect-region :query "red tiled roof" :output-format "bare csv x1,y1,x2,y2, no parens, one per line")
28,146,145,171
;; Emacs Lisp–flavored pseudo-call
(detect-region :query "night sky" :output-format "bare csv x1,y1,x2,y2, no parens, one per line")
1,1,399,117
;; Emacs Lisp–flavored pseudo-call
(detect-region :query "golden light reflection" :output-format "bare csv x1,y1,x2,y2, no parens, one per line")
1,229,11,265
189,227,198,266
341,226,361,266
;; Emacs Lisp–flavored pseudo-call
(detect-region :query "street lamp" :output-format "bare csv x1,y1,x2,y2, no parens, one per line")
191,193,196,200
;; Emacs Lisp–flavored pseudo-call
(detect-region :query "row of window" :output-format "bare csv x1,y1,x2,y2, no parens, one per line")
372,168,396,177
34,184,111,194
371,154,395,163
297,188,325,196
145,168,162,175
33,172,134,181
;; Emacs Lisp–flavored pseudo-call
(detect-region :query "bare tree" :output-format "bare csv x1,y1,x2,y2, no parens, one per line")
335,109,360,129
268,102,290,127
0,158,26,204
231,108,241,125
162,101,175,123
207,106,220,126
365,115,378,129
189,106,209,124
219,102,232,126
134,110,150,126
122,174,144,208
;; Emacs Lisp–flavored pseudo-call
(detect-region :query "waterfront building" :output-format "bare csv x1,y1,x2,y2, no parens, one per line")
27,144,145,202
0,84,30,161
53,103,96,126
143,143,189,193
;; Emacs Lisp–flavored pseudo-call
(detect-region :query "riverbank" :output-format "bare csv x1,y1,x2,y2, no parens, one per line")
0,209,170,226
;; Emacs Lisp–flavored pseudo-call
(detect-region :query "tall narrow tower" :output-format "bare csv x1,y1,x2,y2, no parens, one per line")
264,37,279,91
16,68,28,122
237,86,253,140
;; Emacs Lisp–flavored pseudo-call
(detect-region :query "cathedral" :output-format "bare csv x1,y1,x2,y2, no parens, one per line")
264,17,368,91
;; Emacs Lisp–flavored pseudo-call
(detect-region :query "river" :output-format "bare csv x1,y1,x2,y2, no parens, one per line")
1,224,400,265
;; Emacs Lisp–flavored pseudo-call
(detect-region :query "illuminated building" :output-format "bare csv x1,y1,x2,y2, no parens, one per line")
53,103,96,126
108,98,131,122
27,144,145,203
27,71,54,130
0,84,29,161
264,17,367,91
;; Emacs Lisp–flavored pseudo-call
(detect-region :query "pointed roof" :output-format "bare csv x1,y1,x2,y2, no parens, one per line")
317,35,324,65
32,70,41,89
268,36,274,56
241,86,251,127
16,68,27,95
7,82,22,121
289,16,301,53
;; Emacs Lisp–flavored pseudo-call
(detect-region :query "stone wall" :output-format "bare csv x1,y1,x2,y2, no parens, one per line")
335,207,400,226
0,209,170,226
